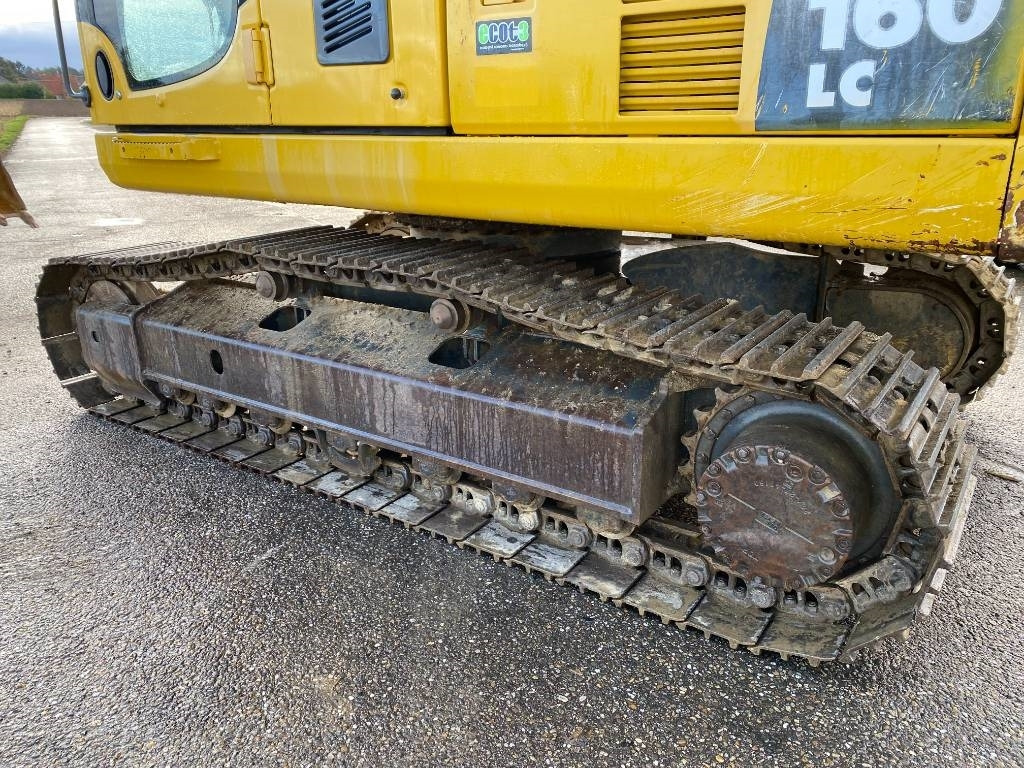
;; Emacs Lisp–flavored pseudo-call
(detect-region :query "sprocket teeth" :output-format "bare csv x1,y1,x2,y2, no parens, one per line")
692,404,715,422
959,254,1021,400
713,384,743,401
681,434,700,465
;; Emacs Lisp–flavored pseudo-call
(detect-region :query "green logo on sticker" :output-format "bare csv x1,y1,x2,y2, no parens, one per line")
475,17,533,56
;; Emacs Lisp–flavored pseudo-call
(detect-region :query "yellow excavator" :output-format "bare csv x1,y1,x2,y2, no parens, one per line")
17,0,1024,663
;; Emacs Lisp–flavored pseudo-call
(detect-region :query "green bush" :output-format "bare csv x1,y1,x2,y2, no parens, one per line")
0,83,46,99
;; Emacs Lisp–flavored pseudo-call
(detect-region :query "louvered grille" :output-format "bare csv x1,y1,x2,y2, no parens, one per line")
314,0,390,66
619,6,745,114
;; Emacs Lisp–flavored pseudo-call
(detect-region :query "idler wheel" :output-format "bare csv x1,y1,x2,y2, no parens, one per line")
695,445,854,590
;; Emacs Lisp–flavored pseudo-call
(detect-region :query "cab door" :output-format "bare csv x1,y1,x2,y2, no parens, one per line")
260,0,450,127
78,0,272,126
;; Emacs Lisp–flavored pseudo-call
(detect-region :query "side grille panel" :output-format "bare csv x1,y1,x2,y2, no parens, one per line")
620,6,746,115
314,0,390,65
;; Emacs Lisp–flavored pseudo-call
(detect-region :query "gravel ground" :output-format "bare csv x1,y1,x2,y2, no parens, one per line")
1,118,1022,768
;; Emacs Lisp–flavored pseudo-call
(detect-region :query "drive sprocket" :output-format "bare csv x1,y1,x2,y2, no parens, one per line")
683,387,900,592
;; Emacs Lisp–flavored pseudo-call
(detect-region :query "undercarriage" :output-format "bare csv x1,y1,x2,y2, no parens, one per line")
36,225,996,663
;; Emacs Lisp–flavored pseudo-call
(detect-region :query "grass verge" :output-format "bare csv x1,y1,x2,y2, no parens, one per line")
0,114,29,156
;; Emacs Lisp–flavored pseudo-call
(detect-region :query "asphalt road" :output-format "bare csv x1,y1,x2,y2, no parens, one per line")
1,118,1022,768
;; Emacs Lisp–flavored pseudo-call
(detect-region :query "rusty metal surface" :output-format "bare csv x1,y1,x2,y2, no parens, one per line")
33,227,983,663
78,388,976,666
77,281,683,524
695,445,854,591
629,239,1020,400
826,277,972,378
0,156,36,227
1001,144,1024,261
399,214,622,263
623,241,821,317
823,255,999,397
778,242,1021,400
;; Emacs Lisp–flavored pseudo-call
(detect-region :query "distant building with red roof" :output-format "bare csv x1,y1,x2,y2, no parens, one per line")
31,71,84,98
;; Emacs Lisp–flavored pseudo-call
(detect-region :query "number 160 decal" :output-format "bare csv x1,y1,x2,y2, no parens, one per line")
756,0,1023,130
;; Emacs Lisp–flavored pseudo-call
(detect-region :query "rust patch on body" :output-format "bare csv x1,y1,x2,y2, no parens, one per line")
997,145,1024,262
998,195,1024,261
904,237,1000,257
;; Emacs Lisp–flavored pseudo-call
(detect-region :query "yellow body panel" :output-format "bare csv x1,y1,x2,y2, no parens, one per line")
77,4,271,127
98,131,1014,255
260,0,449,126
75,0,1024,257
448,0,767,135
449,0,1023,136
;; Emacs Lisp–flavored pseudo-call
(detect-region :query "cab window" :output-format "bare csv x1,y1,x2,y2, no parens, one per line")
86,0,238,89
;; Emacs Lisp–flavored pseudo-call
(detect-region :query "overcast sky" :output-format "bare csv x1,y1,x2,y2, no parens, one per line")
0,0,83,69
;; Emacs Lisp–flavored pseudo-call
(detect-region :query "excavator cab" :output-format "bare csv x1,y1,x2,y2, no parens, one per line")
30,0,1024,661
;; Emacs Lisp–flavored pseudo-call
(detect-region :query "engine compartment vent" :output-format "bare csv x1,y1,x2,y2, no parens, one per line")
619,6,745,114
314,0,390,65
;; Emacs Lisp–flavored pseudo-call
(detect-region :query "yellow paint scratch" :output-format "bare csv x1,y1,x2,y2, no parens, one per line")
969,58,981,90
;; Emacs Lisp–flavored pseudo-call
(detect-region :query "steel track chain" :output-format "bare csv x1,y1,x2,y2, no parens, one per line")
775,242,1020,401
83,394,974,665
36,227,981,663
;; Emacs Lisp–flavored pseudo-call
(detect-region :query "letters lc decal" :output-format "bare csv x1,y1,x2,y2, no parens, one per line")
756,0,1020,129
